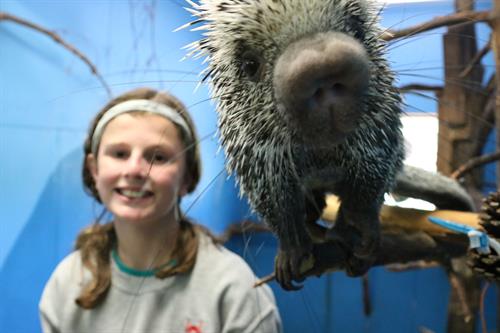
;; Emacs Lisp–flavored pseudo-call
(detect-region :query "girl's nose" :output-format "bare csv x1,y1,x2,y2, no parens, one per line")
124,154,148,178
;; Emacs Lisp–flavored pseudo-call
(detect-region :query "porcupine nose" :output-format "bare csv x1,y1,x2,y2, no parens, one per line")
274,32,370,143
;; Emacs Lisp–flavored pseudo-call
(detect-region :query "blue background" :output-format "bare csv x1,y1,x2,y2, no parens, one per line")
0,1,497,332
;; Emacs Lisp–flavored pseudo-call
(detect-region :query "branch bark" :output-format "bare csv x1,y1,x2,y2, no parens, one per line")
399,84,444,93
236,195,480,287
384,10,492,41
255,231,469,287
451,150,500,180
459,35,492,78
0,11,112,97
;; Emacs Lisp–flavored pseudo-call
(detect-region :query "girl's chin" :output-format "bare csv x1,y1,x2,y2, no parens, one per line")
110,206,155,223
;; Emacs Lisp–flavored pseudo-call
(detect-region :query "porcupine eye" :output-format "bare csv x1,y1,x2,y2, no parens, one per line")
348,15,366,41
240,50,262,81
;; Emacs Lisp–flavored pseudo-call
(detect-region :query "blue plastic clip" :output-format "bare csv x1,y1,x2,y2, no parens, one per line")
428,216,500,255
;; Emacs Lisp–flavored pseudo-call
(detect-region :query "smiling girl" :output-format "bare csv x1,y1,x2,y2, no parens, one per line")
39,88,282,333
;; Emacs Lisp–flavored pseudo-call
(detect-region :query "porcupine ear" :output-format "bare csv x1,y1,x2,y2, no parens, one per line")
468,192,500,281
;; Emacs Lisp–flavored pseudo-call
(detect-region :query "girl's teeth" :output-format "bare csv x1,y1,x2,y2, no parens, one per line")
121,190,148,198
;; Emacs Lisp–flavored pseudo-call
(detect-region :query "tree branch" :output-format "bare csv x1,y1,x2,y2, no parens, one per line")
227,195,480,287
459,35,492,78
384,10,492,41
451,150,500,180
0,11,112,97
255,231,469,287
399,84,444,93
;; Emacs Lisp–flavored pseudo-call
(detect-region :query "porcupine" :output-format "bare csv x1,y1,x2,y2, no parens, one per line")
180,0,475,290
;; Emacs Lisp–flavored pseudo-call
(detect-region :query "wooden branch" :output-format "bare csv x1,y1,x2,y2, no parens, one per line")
491,0,500,189
399,84,444,93
384,10,492,41
323,195,479,235
451,150,500,180
0,11,112,97
471,76,496,157
255,231,469,287
446,257,481,333
449,271,473,324
220,195,480,243
459,35,492,78
246,194,480,287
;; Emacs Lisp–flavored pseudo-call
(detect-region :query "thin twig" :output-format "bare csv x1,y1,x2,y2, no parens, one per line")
479,282,490,333
385,10,492,41
216,220,271,244
0,11,112,97
449,272,473,322
451,150,500,180
386,260,440,272
459,35,492,78
399,84,443,93
362,274,372,316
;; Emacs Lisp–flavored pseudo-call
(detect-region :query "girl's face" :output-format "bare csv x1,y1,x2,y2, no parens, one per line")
87,113,189,226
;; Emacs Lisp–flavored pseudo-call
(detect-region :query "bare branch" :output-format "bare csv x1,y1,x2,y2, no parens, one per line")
385,10,492,41
459,35,492,78
451,150,500,180
254,232,469,287
0,11,112,97
399,84,443,93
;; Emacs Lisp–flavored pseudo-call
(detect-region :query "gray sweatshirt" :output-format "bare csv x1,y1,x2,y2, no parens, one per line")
39,232,282,333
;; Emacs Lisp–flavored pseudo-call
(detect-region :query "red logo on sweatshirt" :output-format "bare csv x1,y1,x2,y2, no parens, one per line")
185,322,203,333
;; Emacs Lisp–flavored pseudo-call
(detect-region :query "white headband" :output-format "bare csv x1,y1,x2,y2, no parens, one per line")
91,99,192,155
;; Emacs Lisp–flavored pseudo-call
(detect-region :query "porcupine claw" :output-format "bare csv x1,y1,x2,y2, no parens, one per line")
275,245,313,290
326,208,380,276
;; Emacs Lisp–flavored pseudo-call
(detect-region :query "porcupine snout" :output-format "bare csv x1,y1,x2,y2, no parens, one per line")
274,32,370,145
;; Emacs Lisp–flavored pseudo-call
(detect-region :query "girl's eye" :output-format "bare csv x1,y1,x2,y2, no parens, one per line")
147,151,170,164
111,150,128,159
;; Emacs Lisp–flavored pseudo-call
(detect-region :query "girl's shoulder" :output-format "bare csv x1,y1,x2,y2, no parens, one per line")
45,250,89,288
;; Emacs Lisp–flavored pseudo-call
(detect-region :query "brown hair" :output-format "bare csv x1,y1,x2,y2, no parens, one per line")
75,87,204,309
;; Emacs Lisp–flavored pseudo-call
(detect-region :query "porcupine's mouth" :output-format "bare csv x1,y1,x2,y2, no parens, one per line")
281,100,361,147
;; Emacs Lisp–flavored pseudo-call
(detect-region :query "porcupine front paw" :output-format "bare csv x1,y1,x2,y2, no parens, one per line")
326,221,379,277
347,223,380,276
275,243,313,290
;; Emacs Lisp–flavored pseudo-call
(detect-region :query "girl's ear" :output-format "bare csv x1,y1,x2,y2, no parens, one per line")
87,154,98,181
179,173,191,197
179,181,189,197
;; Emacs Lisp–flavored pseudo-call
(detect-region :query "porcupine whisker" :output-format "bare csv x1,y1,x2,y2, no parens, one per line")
382,12,486,44
42,82,191,105
397,73,490,95
396,64,496,73
146,130,217,177
182,168,226,218
363,89,494,162
186,92,235,110
376,11,445,41
28,77,201,111
300,289,322,333
102,68,201,77
400,94,494,132
400,100,493,156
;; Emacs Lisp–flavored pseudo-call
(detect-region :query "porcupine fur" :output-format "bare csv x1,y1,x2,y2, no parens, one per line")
180,0,473,289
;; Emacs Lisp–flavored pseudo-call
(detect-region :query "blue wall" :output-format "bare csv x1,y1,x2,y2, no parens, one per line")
0,1,497,332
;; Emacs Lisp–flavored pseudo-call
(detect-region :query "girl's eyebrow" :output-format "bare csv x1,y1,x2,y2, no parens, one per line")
147,143,172,151
102,142,128,148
